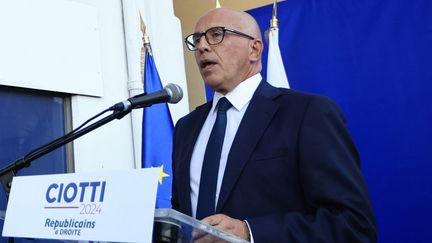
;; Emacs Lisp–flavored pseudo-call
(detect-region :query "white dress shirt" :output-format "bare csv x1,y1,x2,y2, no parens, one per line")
189,73,262,218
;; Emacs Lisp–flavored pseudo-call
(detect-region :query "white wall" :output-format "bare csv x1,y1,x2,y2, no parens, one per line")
71,0,135,172
0,0,103,96
0,0,189,172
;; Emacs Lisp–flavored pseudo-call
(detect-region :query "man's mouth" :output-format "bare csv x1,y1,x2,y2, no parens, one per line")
200,60,217,70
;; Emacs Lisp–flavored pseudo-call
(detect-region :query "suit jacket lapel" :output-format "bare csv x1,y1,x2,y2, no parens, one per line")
216,81,282,212
177,102,212,216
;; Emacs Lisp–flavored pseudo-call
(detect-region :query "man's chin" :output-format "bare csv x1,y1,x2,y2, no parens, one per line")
203,77,222,90
205,84,229,95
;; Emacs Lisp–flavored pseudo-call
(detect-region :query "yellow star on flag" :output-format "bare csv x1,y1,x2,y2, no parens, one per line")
158,164,169,184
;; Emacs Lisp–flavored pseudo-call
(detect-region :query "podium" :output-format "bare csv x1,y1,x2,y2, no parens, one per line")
1,209,249,242
154,209,250,243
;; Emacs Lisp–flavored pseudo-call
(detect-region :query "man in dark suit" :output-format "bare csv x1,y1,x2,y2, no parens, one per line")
172,8,377,242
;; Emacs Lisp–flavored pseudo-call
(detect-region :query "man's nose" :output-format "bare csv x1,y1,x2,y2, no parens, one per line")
196,35,210,52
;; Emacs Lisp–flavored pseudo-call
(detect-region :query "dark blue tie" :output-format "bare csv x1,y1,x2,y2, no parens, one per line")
196,97,232,219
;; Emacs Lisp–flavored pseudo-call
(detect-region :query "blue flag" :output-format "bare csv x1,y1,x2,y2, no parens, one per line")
249,1,432,242
142,51,173,208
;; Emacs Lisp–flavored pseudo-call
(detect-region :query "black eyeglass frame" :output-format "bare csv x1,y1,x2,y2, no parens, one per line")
184,26,255,51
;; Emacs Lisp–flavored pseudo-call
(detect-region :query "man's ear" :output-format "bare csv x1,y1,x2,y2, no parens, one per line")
249,39,263,62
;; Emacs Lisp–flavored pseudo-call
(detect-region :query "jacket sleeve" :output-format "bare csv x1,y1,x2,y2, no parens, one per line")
246,96,377,243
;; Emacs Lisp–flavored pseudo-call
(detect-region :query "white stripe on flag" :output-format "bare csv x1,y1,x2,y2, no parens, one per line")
267,27,290,88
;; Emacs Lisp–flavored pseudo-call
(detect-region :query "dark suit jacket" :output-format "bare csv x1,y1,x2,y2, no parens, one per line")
172,81,377,242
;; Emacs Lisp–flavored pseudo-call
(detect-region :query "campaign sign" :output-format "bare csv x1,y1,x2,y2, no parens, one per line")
2,168,159,242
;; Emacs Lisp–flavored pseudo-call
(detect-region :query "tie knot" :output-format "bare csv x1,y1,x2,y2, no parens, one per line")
217,97,232,112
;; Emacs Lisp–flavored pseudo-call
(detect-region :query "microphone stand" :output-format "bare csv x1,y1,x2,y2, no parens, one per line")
0,108,130,243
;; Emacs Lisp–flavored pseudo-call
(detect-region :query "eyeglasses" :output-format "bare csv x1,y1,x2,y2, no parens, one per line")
185,26,255,51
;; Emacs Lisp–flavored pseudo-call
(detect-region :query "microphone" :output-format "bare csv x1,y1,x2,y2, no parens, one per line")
111,83,183,111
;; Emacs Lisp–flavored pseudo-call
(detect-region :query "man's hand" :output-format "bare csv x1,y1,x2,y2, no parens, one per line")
202,214,250,241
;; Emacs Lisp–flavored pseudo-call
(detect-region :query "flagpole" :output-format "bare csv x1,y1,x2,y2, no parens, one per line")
140,12,152,57
140,12,152,82
271,0,278,29
266,0,290,88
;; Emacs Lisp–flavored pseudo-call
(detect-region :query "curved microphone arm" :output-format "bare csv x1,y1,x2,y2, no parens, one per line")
0,83,182,199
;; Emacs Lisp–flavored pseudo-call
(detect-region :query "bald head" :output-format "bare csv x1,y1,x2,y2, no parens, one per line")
196,8,262,41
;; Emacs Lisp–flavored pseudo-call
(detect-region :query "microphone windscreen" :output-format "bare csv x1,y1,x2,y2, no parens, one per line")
165,83,183,104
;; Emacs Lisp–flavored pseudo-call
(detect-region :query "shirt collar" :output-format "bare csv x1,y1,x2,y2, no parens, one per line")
212,73,262,112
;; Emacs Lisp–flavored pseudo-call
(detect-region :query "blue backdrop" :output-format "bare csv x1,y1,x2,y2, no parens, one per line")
249,1,432,242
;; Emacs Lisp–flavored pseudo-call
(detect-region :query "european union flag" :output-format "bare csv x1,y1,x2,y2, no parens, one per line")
142,51,173,208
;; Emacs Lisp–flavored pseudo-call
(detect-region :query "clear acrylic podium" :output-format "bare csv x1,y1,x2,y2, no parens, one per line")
154,209,250,243
1,209,250,242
